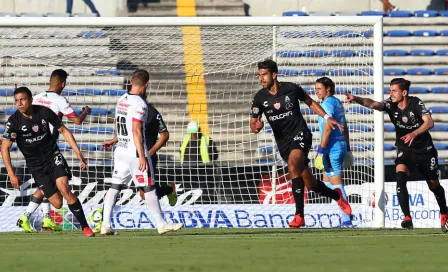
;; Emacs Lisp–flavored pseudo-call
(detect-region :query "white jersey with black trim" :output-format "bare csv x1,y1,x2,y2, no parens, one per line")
114,93,149,158
33,92,76,118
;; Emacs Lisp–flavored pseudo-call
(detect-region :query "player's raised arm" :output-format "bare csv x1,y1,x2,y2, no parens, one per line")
304,95,344,131
58,125,87,169
66,106,91,125
345,92,385,111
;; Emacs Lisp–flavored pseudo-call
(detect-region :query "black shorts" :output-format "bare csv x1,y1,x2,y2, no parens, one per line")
395,147,439,180
278,130,312,166
29,152,72,198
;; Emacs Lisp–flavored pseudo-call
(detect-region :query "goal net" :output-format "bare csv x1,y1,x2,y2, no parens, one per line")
0,16,412,231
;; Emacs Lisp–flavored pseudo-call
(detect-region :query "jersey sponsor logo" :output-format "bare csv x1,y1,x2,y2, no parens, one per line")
285,102,293,110
135,174,145,183
273,101,281,110
25,133,47,143
263,101,268,107
268,111,293,121
396,121,419,130
294,135,303,141
21,126,27,131
285,96,290,103
252,107,259,114
32,124,39,132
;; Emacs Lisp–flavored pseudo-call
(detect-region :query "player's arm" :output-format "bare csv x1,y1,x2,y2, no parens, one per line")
58,125,87,169
66,106,91,125
249,96,264,134
132,120,147,171
401,99,434,146
149,111,169,156
345,93,384,111
1,139,20,190
59,97,91,125
304,95,343,131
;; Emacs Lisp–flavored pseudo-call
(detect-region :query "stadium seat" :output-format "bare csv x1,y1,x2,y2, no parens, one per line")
434,68,448,75
388,10,412,17
103,89,126,96
384,144,396,151
68,126,89,134
384,68,406,76
77,31,104,38
409,86,430,93
77,88,102,95
360,30,373,37
361,11,385,16
413,30,438,37
62,89,76,96
434,143,448,150
351,143,374,151
259,145,278,153
428,106,448,114
441,30,448,37
440,10,448,17
97,145,116,151
300,69,325,76
282,31,304,38
331,50,355,57
278,69,299,76
307,125,317,132
4,108,16,115
304,87,315,95
91,127,114,134
302,50,328,57
327,69,352,76
0,12,16,17
282,11,308,16
95,70,120,76
384,87,390,94
436,49,448,56
333,31,360,38
335,87,348,94
407,68,432,76
264,126,272,133
0,127,4,134
386,30,411,37
348,123,373,132
431,124,448,131
58,143,72,151
10,145,18,151
357,49,373,57
347,106,372,114
46,12,70,17
277,51,302,58
353,68,373,76
108,109,116,115
414,10,438,17
350,87,373,95
91,108,108,116
383,49,408,56
384,124,395,132
432,87,448,93
79,144,97,151
409,49,435,56
0,89,14,96
306,30,332,38
301,108,315,115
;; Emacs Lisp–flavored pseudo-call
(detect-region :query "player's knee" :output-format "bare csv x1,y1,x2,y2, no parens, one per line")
396,171,408,193
427,180,440,190
288,163,303,177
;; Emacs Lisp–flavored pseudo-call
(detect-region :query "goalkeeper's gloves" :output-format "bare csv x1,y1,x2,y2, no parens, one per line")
343,145,354,168
314,146,324,170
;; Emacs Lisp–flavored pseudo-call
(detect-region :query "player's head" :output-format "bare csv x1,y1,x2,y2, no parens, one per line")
130,69,150,97
389,78,411,103
49,69,68,94
14,87,33,113
257,60,278,90
315,77,335,100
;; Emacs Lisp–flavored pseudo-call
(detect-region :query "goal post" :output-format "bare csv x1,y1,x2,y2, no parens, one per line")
0,16,386,231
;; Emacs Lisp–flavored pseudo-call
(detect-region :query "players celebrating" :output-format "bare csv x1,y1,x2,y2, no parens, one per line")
1,87,94,237
346,78,448,232
250,60,352,228
314,77,354,227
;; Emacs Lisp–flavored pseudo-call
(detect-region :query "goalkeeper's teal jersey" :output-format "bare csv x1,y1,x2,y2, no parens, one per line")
318,95,347,154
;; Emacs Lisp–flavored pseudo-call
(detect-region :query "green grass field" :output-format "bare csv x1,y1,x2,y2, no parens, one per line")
0,228,446,272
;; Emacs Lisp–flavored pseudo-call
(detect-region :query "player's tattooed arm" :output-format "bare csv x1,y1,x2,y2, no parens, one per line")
345,93,384,111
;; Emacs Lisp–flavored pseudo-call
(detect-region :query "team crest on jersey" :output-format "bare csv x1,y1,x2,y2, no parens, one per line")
286,103,293,110
32,125,39,132
42,119,46,125
274,101,281,110
402,116,408,123
11,132,16,139
252,107,259,114
285,96,290,103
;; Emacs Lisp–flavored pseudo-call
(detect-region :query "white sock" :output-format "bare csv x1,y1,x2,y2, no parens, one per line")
102,188,119,229
144,189,166,228
42,199,51,218
24,199,41,218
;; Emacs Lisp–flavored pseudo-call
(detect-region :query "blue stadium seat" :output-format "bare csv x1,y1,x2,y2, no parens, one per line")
68,126,89,134
306,30,332,38
440,30,448,37
108,108,116,115
432,87,448,93
77,31,105,38
302,50,329,57
62,89,76,96
91,108,108,115
331,50,355,57
357,49,374,57
436,49,448,56
0,89,14,96
303,88,315,95
414,10,438,17
79,144,97,151
351,143,374,151
409,86,430,93
347,106,372,114
77,88,102,95
282,31,304,38
428,106,448,114
307,125,317,132
58,143,72,151
360,30,374,38
386,30,411,37
301,108,315,115
440,10,448,17
348,123,373,132
282,11,308,16
353,68,373,76
383,49,408,56
384,87,390,94
278,69,299,76
434,68,448,75
10,145,18,151
277,51,302,58
259,145,278,153
333,31,360,38
350,87,373,95
327,69,353,76
413,30,438,37
384,144,396,151
97,145,116,151
384,124,395,132
407,68,432,76
91,127,114,134
103,89,126,96
388,10,412,17
384,68,406,76
361,11,385,16
300,69,325,76
4,108,16,115
434,143,448,150
410,49,435,56
431,124,448,131
335,87,348,94
95,70,120,76
264,126,272,133
0,127,4,134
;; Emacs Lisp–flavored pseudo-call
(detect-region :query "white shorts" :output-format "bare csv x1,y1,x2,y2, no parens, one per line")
111,151,155,187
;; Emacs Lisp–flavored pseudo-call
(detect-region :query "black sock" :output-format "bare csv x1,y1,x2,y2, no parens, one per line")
291,177,304,216
155,183,173,199
396,171,411,217
68,198,89,229
430,185,448,214
311,180,340,200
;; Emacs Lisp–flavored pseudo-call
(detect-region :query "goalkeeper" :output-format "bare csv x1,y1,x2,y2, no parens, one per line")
313,77,354,227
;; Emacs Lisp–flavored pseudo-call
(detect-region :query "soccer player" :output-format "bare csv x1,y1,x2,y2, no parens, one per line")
313,77,354,227
1,87,94,237
250,60,352,228
17,69,92,232
100,69,183,235
346,78,448,232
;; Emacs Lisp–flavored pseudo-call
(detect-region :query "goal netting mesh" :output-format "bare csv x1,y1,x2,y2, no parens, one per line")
0,19,409,231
